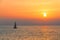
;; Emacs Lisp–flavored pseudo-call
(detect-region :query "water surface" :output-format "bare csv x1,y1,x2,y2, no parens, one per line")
0,25,60,40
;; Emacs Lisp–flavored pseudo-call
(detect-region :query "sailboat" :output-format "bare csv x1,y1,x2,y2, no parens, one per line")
14,22,17,29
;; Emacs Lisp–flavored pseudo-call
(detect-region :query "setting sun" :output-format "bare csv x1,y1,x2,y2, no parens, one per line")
43,12,47,17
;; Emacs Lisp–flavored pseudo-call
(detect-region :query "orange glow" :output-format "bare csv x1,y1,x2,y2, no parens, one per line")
0,0,60,20
40,26,49,32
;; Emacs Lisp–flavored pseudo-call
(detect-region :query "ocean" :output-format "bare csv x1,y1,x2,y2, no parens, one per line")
0,25,60,40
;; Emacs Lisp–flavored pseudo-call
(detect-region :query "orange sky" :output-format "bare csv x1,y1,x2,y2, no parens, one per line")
0,0,60,20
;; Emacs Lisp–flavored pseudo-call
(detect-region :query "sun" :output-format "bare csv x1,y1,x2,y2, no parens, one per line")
43,12,47,17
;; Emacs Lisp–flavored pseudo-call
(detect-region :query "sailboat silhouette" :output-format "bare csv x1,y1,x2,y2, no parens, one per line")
14,22,17,29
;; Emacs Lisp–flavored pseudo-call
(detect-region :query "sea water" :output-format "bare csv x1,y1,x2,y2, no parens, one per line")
0,25,60,40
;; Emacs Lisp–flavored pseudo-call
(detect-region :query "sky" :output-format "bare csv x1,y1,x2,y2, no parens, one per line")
0,0,60,25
